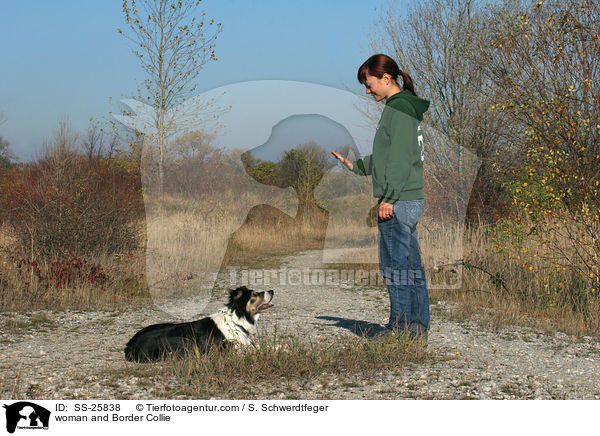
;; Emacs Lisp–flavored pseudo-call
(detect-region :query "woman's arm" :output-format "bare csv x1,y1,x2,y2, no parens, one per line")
352,154,372,176
331,151,373,176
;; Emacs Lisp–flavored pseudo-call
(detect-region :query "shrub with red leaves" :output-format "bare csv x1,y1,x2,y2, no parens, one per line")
16,256,108,289
0,148,143,257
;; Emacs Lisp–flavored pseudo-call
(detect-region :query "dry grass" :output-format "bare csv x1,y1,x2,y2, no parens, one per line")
442,223,600,337
334,216,466,286
0,374,25,399
147,332,428,399
0,231,148,311
2,191,598,338
325,214,600,337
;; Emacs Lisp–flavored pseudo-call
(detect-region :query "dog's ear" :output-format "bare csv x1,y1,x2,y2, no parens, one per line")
229,286,245,300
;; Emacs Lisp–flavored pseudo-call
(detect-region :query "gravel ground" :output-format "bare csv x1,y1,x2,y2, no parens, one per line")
1,250,599,400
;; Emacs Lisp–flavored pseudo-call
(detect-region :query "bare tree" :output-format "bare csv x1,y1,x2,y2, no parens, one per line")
48,117,79,159
369,0,514,220
0,136,12,168
371,0,511,155
170,130,215,161
82,121,105,161
118,0,222,198
0,106,10,165
0,108,10,167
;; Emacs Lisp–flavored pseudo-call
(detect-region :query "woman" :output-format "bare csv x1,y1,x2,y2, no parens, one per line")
332,54,430,339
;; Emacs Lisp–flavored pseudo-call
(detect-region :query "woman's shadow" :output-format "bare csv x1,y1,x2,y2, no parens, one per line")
316,315,388,338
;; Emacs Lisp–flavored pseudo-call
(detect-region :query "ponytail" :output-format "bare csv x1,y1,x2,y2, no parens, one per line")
400,70,416,96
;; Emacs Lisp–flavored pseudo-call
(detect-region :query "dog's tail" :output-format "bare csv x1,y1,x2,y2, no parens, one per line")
124,336,151,363
124,342,140,362
124,344,136,362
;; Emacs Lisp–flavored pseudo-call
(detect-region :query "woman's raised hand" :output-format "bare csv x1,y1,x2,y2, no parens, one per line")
331,151,353,170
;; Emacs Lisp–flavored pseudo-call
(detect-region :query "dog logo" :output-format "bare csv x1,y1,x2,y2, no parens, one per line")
114,80,481,317
2,402,50,434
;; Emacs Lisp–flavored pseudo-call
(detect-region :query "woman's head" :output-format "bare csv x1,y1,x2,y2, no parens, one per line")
357,54,416,98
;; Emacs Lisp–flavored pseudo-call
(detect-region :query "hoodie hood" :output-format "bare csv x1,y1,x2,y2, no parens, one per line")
386,90,430,122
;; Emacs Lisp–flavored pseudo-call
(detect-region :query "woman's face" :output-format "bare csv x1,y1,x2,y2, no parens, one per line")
364,73,390,101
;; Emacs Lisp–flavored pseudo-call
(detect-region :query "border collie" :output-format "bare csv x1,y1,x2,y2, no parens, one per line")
124,286,274,362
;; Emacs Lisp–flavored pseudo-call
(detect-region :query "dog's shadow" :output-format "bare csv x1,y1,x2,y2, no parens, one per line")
316,316,387,338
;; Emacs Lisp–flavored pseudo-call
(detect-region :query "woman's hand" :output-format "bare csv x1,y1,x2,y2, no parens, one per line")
331,151,353,170
379,201,394,220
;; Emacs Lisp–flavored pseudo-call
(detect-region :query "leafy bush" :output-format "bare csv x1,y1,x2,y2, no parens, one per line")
0,148,143,257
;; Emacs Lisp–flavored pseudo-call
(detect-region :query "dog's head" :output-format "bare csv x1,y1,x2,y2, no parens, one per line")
226,286,274,323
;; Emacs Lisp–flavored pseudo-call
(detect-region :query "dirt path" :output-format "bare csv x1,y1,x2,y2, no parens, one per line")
1,250,599,399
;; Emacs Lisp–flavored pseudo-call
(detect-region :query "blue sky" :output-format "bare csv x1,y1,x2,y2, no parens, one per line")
0,0,385,161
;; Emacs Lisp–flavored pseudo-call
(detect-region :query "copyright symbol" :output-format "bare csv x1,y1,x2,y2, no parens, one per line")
136,404,144,412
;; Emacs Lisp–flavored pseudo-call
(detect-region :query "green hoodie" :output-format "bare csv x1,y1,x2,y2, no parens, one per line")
351,90,430,203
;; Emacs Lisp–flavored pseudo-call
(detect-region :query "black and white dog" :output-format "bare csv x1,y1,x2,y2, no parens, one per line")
124,286,274,362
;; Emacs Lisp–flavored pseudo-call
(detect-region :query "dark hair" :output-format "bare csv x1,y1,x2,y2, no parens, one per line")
357,54,417,96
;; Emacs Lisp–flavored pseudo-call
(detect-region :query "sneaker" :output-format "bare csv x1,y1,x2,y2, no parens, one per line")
363,325,392,338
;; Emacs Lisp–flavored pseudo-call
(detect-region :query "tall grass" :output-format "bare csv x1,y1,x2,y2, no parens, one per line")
158,332,427,398
2,185,598,337
449,222,600,336
0,220,147,310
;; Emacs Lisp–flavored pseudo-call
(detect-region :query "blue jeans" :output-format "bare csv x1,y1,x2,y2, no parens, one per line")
378,199,429,335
